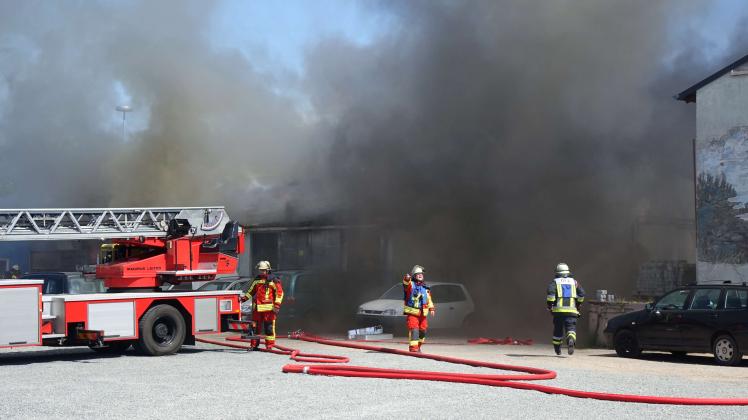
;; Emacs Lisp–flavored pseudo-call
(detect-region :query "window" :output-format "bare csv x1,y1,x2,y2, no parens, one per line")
654,289,690,310
430,285,467,303
67,276,106,294
381,284,403,300
294,275,317,295
198,282,232,291
688,289,721,310
44,277,65,294
231,281,250,292
723,289,748,309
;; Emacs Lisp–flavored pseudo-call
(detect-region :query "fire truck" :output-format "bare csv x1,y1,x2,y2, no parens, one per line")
0,207,245,356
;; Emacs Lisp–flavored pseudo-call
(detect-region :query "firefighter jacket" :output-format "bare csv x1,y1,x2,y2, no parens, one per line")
245,274,284,313
547,277,585,315
403,277,434,316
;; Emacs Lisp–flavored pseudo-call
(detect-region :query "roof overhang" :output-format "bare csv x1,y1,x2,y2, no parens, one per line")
675,53,748,103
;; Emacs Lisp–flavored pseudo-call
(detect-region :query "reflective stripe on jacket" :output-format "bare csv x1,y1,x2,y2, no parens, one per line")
547,277,585,315
403,277,434,316
245,275,284,313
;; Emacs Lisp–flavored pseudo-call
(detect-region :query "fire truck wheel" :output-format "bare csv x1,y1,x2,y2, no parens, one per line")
137,304,186,356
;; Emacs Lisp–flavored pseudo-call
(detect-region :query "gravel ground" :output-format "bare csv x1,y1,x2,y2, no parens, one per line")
1,336,747,419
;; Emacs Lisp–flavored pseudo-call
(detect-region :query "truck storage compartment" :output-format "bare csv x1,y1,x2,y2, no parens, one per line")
87,301,136,339
195,297,218,332
0,280,43,347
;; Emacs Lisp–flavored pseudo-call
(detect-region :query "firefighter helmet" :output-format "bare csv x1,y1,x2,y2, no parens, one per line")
555,263,570,276
411,265,425,276
256,261,272,271
11,264,19,270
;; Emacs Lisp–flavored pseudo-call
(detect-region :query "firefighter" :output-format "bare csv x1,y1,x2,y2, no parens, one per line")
547,263,585,355
242,261,283,349
9,264,20,279
403,265,435,352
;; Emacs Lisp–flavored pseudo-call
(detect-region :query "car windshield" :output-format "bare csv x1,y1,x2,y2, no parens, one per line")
22,273,105,294
197,281,233,291
655,289,690,310
380,284,403,300
67,276,106,294
43,276,65,294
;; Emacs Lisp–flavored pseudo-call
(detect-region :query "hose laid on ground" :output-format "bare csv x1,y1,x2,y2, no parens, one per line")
198,333,748,405
195,335,348,364
468,337,533,345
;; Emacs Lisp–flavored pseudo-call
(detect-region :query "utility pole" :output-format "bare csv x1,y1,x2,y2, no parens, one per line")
115,105,132,141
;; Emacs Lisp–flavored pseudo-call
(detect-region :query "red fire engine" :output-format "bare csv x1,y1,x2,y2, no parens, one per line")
0,207,245,356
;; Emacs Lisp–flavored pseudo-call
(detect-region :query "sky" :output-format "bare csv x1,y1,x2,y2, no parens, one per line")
212,0,393,74
19,0,745,145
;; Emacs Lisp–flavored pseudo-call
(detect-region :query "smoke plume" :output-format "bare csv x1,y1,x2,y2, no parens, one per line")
1,1,747,334
302,1,748,332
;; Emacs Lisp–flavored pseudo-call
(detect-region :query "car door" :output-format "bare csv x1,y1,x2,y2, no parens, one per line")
679,288,723,351
715,288,748,351
636,288,692,349
429,285,467,329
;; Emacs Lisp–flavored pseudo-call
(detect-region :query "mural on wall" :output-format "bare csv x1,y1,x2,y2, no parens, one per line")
696,126,748,280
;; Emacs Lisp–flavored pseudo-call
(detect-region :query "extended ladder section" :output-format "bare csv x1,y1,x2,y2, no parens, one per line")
0,207,231,241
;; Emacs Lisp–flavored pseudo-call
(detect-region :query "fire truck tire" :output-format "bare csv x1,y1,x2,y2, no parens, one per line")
137,304,186,356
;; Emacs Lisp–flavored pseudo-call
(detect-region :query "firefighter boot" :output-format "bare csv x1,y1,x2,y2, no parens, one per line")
554,344,561,355
417,329,426,353
409,328,420,352
567,336,575,355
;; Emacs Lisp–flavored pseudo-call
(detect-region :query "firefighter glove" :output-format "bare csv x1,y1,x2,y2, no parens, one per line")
273,305,280,314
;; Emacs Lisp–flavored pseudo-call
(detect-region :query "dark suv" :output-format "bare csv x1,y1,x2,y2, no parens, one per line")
605,284,748,365
21,272,106,294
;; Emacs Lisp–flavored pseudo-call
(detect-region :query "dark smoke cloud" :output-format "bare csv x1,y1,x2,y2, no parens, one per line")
1,0,746,335
0,1,313,221
302,1,748,333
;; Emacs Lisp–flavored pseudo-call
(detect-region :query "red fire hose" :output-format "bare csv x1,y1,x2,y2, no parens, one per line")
197,333,748,405
195,335,349,364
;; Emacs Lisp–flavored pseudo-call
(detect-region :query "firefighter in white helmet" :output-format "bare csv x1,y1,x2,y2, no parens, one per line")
547,263,585,355
403,265,435,352
242,261,284,349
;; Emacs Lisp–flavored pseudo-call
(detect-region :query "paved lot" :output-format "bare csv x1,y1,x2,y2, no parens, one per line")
1,336,747,419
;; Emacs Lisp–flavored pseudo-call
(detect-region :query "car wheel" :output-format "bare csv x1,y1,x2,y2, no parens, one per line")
614,330,641,358
713,334,743,366
136,304,186,356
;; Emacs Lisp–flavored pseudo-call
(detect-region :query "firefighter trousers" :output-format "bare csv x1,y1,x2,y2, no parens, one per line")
406,314,428,351
251,311,277,349
552,314,577,346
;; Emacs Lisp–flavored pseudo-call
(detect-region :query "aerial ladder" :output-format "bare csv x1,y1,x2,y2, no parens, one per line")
0,206,246,355
0,206,244,289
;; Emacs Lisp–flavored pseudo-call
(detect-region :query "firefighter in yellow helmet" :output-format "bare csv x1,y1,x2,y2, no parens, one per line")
242,261,284,349
547,263,585,355
403,265,435,352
